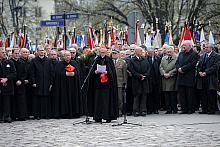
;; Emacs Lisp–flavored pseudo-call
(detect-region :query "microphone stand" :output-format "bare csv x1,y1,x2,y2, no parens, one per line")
73,57,98,125
112,83,142,126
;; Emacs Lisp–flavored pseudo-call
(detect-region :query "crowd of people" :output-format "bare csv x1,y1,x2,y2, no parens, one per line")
0,40,220,123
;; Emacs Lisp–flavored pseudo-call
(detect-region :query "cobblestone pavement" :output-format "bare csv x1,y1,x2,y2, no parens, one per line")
0,113,220,147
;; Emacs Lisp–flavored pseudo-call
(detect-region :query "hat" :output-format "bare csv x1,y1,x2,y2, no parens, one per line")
112,48,119,54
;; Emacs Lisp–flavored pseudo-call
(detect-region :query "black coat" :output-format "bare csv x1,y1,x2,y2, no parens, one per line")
11,58,27,95
176,49,199,87
197,51,220,90
128,56,151,95
30,56,54,96
52,60,82,118
147,55,161,86
87,55,119,120
0,58,16,96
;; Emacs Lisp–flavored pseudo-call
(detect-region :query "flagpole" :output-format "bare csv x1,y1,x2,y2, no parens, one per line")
63,11,67,50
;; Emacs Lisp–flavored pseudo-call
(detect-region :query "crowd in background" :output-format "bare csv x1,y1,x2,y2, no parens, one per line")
0,40,220,123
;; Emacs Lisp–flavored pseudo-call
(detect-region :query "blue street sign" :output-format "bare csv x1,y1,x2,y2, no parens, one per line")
40,20,64,27
51,13,79,20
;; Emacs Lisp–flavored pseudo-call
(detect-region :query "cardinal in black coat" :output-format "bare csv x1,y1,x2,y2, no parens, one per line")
87,46,118,123
52,51,82,118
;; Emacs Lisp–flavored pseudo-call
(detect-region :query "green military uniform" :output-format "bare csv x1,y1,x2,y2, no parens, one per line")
114,58,127,115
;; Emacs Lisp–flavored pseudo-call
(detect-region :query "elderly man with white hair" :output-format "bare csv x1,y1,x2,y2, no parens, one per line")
176,40,199,114
159,46,177,114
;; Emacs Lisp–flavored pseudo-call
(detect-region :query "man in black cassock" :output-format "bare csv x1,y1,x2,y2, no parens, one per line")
52,50,82,118
11,48,27,121
0,47,16,123
20,48,33,118
87,46,118,123
30,46,53,119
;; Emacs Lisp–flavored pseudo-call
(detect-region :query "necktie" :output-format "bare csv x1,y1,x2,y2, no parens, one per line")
152,56,154,64
204,53,208,63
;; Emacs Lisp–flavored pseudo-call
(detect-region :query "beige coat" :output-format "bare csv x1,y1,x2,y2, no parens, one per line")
159,55,177,91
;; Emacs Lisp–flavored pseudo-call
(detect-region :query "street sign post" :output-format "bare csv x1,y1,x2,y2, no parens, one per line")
51,13,79,20
39,12,79,50
40,20,65,27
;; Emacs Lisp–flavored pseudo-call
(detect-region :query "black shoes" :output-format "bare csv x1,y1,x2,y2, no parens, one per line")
4,117,12,123
133,112,140,117
95,119,102,123
106,120,111,123
165,111,171,114
127,112,132,116
140,112,147,116
154,111,159,114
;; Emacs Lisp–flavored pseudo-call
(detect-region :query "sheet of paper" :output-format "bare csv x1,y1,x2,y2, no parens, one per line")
97,64,106,73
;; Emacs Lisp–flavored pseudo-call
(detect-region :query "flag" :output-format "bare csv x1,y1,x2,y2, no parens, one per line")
178,21,194,48
80,35,86,48
5,38,10,48
76,35,81,47
122,31,128,45
111,27,116,45
168,29,174,45
178,27,185,48
153,29,162,49
24,34,30,49
18,30,24,48
164,31,169,44
107,31,111,48
99,29,103,46
135,20,141,46
10,32,16,48
200,28,205,44
194,31,200,44
88,26,94,49
94,33,99,46
209,31,215,45
145,32,152,48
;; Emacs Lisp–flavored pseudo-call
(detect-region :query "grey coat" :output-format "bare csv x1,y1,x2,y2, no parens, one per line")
160,55,177,91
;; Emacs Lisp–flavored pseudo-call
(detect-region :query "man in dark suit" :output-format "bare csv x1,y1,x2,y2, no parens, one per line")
176,40,199,114
11,48,27,121
128,47,151,116
124,45,136,116
197,43,220,114
147,48,161,114
30,46,54,119
0,47,16,123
